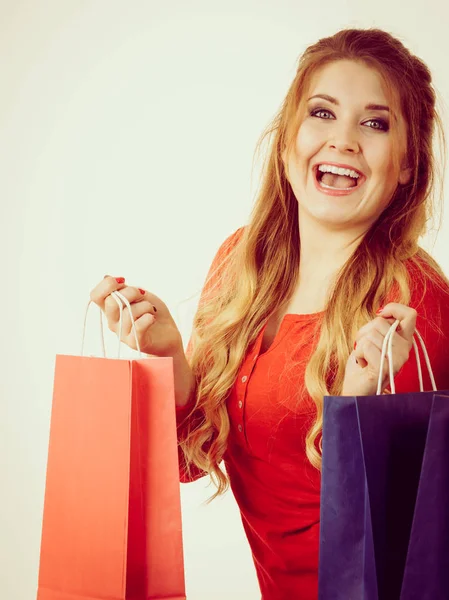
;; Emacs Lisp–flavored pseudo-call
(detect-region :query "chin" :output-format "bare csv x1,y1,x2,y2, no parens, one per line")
304,206,363,229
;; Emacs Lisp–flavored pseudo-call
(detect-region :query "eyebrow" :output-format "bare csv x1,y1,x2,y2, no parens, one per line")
308,93,390,113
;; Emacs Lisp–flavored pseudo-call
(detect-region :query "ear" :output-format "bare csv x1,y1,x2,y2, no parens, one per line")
398,166,412,186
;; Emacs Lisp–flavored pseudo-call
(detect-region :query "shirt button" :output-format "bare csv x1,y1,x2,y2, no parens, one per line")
238,401,243,409
238,424,243,432
241,376,248,383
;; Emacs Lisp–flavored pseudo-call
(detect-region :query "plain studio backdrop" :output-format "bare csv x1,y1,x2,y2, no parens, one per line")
1,1,448,599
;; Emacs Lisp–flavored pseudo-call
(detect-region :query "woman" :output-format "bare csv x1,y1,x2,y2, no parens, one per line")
90,28,449,599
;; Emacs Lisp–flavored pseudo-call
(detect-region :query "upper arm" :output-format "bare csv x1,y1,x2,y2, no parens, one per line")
185,226,245,360
395,268,449,393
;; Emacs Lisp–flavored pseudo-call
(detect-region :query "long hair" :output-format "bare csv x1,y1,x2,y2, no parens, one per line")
180,28,448,498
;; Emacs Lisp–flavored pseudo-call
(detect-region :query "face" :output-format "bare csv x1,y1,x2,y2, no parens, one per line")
284,60,411,233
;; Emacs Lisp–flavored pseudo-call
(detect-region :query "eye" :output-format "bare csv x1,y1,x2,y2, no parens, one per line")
364,118,389,132
310,108,334,120
310,108,390,132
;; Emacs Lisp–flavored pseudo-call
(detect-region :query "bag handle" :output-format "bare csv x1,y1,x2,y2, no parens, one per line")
376,320,437,395
81,291,142,359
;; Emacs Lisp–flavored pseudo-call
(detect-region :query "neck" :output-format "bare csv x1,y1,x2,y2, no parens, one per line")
297,216,366,285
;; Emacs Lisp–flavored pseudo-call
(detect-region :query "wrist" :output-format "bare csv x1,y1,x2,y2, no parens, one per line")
171,345,196,408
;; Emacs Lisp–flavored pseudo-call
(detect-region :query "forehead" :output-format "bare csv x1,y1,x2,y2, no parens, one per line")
308,60,389,105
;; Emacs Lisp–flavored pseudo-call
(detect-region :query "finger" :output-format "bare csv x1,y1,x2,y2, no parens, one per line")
110,286,158,312
135,288,158,313
90,276,127,310
355,316,397,344
119,301,157,336
114,312,155,350
354,339,389,381
104,297,155,334
354,336,408,390
133,312,156,335
108,285,146,305
104,287,153,323
377,303,417,339
354,337,383,367
119,312,156,346
354,328,386,355
354,316,408,356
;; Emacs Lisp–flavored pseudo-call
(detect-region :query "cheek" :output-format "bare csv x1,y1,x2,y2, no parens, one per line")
376,155,398,185
295,122,323,159
369,138,396,176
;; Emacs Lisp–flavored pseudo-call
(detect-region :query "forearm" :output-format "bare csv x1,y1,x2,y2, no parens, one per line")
171,346,207,483
171,345,196,408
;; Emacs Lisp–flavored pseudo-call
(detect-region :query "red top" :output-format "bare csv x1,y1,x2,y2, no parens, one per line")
176,227,449,600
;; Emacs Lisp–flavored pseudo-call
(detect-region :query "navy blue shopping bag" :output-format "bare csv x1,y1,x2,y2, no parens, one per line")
318,323,449,600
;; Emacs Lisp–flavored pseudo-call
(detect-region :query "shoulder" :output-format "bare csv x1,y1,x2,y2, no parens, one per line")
201,226,246,298
215,226,246,258
207,226,246,275
407,255,449,386
395,255,449,392
405,254,449,327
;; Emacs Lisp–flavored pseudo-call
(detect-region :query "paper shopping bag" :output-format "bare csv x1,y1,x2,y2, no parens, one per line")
400,394,449,598
318,322,449,600
318,390,449,600
37,293,186,600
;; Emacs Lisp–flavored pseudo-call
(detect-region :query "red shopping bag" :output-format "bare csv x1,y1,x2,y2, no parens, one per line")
37,292,186,600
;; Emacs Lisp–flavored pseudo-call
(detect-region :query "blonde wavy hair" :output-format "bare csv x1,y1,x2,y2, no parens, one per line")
180,27,448,498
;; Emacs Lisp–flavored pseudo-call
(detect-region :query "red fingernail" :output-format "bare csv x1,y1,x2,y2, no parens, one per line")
116,277,125,284
138,288,145,295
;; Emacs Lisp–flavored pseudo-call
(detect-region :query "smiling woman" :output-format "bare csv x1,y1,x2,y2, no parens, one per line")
285,59,412,228
90,27,449,600
174,28,449,599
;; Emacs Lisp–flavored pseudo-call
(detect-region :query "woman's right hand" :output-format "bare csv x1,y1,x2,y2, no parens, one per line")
89,276,184,357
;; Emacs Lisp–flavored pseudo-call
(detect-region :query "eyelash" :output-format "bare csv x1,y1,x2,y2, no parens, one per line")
310,108,390,132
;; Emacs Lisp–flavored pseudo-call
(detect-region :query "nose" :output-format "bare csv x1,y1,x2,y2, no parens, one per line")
328,124,360,153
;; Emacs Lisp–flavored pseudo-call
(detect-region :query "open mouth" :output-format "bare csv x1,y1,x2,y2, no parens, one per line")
314,165,364,191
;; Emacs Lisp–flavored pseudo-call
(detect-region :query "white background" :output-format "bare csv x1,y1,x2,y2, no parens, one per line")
1,1,448,599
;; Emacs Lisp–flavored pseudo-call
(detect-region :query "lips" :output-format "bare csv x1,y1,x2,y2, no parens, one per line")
312,161,366,187
312,164,366,197
313,166,359,188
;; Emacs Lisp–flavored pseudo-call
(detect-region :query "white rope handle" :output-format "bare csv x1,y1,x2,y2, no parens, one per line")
376,319,437,395
81,291,142,359
413,328,437,390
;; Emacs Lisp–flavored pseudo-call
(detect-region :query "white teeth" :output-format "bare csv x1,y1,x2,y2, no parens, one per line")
317,164,360,179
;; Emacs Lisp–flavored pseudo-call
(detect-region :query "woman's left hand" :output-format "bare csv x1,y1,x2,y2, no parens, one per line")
342,303,417,396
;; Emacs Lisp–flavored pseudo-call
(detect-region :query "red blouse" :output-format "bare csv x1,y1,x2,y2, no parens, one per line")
176,227,449,600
